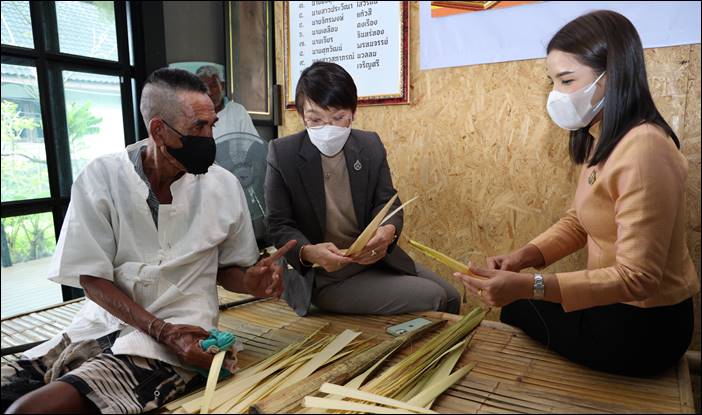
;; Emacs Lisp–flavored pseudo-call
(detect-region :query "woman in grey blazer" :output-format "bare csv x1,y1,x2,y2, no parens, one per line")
265,62,460,317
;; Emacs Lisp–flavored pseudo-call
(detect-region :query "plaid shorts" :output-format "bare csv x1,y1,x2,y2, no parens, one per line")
1,331,203,413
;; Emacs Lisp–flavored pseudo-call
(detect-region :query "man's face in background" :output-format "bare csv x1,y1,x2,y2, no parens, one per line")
200,74,225,110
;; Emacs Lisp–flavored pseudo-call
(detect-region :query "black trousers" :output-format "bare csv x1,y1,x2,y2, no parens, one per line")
500,297,693,377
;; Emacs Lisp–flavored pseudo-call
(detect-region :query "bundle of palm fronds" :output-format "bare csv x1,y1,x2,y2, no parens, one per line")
302,307,486,413
165,328,371,414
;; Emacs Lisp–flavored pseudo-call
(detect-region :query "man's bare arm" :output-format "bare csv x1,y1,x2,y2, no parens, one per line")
79,275,214,369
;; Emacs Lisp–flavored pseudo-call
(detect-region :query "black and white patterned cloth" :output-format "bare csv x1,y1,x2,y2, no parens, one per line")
1,331,201,413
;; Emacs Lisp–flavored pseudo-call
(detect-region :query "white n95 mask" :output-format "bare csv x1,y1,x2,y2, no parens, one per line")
547,72,606,131
307,125,351,157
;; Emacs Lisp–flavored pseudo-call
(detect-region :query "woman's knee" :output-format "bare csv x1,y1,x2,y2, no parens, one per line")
410,281,448,312
414,264,460,313
500,300,534,326
444,285,461,314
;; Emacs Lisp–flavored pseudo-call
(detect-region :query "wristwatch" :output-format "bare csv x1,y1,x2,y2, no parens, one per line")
533,273,545,300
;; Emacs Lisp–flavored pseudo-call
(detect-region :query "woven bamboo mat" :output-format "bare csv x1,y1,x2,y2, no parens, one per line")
1,295,693,413
0,288,252,363
435,318,694,414
208,298,695,414
217,287,254,306
1,298,85,350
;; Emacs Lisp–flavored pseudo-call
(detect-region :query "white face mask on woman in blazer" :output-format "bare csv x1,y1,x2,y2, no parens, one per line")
306,124,352,157
303,99,354,157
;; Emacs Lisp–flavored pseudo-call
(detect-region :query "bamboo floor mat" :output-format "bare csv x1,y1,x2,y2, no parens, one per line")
204,298,695,414
1,298,86,363
0,288,251,363
1,295,693,413
217,287,254,305
435,318,694,413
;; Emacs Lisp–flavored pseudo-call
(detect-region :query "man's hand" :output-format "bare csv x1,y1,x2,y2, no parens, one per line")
242,240,297,298
350,224,396,265
157,322,213,369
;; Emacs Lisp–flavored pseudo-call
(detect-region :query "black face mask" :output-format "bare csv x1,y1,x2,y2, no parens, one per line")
161,120,216,175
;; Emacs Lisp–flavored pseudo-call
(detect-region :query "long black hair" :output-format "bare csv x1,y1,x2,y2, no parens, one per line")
547,10,679,166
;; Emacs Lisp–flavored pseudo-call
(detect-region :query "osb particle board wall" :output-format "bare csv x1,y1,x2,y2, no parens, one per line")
274,2,701,349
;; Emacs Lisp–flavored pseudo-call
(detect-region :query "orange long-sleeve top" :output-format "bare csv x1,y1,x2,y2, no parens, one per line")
530,122,700,312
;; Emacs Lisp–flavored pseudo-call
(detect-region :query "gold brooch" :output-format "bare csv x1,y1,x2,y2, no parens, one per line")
588,170,597,185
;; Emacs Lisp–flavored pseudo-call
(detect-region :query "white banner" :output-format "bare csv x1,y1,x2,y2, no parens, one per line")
420,1,701,70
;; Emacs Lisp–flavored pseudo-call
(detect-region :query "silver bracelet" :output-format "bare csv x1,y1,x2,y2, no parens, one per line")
146,317,158,337
533,273,545,300
155,321,170,342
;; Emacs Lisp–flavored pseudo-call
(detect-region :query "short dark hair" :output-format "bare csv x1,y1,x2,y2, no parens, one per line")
140,68,208,123
295,62,357,115
547,10,679,166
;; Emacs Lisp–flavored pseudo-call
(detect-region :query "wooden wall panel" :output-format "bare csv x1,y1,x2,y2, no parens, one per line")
274,2,701,349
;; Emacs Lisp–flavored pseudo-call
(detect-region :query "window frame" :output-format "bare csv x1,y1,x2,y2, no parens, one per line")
1,1,138,302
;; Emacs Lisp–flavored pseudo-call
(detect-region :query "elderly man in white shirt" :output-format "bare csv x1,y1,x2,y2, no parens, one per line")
196,64,258,139
1,68,295,414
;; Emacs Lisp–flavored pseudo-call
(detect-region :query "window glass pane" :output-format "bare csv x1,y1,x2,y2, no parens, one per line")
56,1,118,61
1,64,50,202
1,1,34,49
63,71,125,179
1,213,61,318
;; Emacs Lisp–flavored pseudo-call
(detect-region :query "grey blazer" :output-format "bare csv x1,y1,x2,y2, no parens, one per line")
265,129,416,316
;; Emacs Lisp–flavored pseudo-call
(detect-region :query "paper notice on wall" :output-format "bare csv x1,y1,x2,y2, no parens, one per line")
286,1,408,105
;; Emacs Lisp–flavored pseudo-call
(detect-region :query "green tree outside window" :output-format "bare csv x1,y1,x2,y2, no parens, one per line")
1,99,101,267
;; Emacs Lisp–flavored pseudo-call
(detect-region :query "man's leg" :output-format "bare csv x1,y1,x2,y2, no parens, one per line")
1,335,74,412
1,360,47,413
63,353,192,413
6,381,98,414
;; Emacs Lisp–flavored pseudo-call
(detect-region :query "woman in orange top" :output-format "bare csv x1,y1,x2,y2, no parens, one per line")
457,10,700,376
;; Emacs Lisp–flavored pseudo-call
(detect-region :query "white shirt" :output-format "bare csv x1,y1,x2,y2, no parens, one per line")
213,100,258,139
24,140,259,368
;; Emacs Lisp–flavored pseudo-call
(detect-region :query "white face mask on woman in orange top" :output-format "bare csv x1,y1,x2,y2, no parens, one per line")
547,71,606,131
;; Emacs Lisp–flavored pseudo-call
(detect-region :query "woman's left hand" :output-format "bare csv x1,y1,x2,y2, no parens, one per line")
351,224,396,265
454,265,533,307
